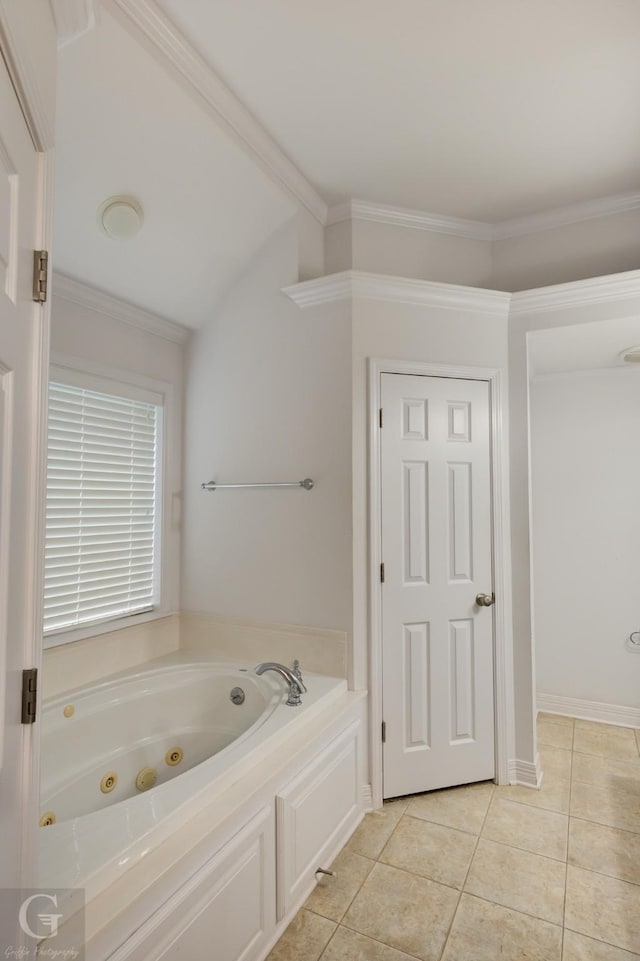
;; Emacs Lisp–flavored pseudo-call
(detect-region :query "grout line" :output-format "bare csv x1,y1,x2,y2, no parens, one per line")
561,748,573,959
436,783,496,960
449,890,564,930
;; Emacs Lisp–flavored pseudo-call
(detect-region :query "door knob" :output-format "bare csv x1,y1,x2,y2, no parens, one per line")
475,592,495,607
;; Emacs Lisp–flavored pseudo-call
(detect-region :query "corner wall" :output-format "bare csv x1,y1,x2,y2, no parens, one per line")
530,368,640,709
181,218,353,635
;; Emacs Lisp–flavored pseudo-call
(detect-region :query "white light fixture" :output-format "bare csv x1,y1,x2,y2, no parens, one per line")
98,196,144,241
618,345,640,364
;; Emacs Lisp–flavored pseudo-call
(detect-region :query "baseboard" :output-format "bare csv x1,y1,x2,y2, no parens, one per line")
537,692,640,729
361,784,374,811
507,755,542,789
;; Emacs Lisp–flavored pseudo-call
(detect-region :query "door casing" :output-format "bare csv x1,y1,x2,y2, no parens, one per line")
368,358,514,808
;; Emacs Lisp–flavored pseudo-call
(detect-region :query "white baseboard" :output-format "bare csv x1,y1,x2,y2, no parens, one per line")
507,755,542,789
537,693,640,729
361,784,374,811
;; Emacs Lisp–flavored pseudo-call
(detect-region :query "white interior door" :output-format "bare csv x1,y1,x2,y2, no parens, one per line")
381,372,495,798
0,43,46,899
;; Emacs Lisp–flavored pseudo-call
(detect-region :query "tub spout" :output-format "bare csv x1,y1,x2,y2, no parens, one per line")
255,662,307,706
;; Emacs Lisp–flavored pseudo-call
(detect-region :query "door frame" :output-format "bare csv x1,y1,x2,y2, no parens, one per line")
0,0,56,888
368,358,514,807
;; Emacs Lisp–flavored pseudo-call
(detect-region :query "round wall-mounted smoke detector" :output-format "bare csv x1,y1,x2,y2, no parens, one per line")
98,196,144,241
618,345,640,365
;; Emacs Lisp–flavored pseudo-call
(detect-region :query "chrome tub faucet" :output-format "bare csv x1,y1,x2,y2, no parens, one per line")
255,662,307,706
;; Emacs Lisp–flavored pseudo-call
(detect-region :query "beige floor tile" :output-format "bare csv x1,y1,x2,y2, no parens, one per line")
565,865,640,955
572,751,640,788
405,781,494,835
441,894,562,961
495,775,571,814
482,796,568,860
573,721,639,761
343,862,458,961
563,930,640,961
537,717,574,750
541,746,573,780
347,801,406,859
570,779,640,835
379,814,476,889
267,909,337,961
538,712,575,728
305,848,375,922
464,838,565,924
569,818,640,886
320,926,422,961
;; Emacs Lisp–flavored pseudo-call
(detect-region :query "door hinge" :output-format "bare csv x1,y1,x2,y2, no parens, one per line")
21,668,38,724
32,249,49,303
380,562,385,583
382,720,386,743
379,407,383,428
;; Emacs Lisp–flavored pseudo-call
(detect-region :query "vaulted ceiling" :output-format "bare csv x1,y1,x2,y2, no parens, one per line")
52,0,640,328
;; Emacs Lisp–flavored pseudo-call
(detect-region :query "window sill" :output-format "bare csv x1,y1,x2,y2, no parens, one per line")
43,609,177,650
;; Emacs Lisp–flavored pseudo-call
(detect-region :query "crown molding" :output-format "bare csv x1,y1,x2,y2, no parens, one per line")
326,191,640,242
493,190,640,240
0,1,57,150
326,199,492,241
510,269,640,316
283,270,511,316
106,0,327,225
51,0,97,47
53,272,191,344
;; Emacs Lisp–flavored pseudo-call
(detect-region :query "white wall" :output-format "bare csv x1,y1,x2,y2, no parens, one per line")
493,209,640,292
181,219,353,634
530,368,640,708
323,208,640,293
46,295,186,673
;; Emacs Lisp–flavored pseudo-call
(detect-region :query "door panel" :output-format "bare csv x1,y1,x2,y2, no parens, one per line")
0,45,44,892
381,373,495,798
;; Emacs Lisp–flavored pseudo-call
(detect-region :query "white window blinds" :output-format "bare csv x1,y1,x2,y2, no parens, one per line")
44,380,161,634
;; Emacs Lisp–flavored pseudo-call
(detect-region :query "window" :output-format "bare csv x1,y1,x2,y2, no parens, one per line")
43,372,163,637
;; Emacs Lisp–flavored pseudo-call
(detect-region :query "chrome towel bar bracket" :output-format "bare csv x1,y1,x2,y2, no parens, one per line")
201,478,314,492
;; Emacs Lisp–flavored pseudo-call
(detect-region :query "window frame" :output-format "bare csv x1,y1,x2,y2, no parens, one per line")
43,356,179,648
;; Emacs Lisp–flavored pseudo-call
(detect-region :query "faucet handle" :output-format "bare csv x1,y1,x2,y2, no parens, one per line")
292,659,303,681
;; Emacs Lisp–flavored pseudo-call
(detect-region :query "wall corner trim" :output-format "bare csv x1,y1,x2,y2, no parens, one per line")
283,270,512,316
507,756,542,789
537,693,640,729
53,272,191,344
510,269,640,316
109,0,327,225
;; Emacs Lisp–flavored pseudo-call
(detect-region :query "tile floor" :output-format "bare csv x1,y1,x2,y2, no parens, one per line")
267,715,640,961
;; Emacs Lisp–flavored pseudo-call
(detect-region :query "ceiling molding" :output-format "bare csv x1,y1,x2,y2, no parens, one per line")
326,199,493,241
283,270,511,316
510,269,640,316
326,191,640,242
493,190,640,240
51,0,97,47
53,272,191,343
106,0,327,225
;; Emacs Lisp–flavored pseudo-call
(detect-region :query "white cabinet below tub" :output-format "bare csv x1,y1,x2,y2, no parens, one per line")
276,719,361,920
118,805,275,961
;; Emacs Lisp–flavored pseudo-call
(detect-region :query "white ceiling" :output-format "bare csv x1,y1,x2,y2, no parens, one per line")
53,7,295,329
54,0,640,327
529,317,640,376
158,0,640,221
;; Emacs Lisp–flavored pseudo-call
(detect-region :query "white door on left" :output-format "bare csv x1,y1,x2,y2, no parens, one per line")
0,20,49,921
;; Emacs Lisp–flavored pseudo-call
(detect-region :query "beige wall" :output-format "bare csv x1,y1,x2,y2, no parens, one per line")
181,218,353,634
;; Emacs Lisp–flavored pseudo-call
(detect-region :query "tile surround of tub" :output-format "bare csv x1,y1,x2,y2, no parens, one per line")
42,614,180,698
178,610,348,678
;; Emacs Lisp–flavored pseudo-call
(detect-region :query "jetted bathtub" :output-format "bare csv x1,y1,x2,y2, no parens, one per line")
38,658,346,896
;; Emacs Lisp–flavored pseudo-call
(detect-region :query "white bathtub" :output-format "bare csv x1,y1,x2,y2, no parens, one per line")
38,658,347,896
